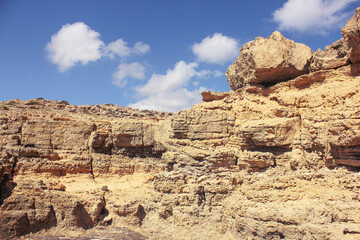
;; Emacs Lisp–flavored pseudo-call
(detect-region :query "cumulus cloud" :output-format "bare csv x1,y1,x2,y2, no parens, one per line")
106,39,131,58
192,33,239,64
46,22,150,72
197,69,223,79
112,62,145,87
134,42,150,55
105,39,150,59
135,61,198,96
128,87,206,112
273,0,357,34
46,22,104,72
128,61,209,112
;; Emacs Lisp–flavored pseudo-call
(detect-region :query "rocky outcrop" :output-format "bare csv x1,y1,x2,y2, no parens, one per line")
226,31,313,90
309,38,351,72
227,7,360,90
201,91,230,102
310,8,360,72
1,8,360,240
342,7,360,63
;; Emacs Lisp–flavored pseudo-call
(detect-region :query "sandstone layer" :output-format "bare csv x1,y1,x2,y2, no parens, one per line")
1,8,360,240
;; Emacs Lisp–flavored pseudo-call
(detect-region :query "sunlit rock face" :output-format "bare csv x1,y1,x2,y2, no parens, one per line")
342,7,360,64
226,31,313,90
1,8,360,240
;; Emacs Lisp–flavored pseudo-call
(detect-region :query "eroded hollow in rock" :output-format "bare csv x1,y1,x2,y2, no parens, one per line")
0,174,17,206
72,202,94,230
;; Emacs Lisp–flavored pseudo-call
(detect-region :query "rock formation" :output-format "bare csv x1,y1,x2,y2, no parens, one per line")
226,31,313,90
1,8,360,240
342,7,360,64
309,38,351,72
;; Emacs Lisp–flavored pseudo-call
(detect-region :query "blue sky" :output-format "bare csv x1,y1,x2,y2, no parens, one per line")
0,0,359,111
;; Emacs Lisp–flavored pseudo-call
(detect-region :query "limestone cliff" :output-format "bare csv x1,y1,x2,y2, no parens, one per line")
1,8,360,240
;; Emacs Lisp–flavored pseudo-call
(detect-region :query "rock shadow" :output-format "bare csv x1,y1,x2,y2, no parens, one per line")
0,174,17,206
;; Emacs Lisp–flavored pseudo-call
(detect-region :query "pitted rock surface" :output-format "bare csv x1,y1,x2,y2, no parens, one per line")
226,31,313,90
28,227,148,240
1,7,360,240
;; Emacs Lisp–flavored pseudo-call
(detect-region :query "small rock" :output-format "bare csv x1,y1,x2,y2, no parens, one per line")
201,91,230,102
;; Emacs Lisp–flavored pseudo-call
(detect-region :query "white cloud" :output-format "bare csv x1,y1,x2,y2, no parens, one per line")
112,62,145,87
273,0,357,34
136,61,198,96
128,61,208,112
46,22,104,72
134,42,150,54
106,39,131,58
192,33,239,64
46,22,150,72
196,69,223,79
128,87,206,112
105,40,150,59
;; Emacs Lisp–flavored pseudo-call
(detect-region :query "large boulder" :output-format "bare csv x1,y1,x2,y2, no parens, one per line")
226,31,313,90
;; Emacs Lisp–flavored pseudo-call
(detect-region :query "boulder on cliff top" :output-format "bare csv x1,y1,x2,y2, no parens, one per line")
226,31,313,90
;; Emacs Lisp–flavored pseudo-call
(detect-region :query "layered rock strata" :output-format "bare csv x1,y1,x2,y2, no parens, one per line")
1,8,360,240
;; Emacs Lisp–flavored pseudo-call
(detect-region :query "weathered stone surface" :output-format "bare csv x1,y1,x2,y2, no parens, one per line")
238,117,300,147
170,109,234,141
309,38,351,72
342,7,360,63
28,227,148,240
308,7,360,72
201,91,230,102
226,31,313,90
21,120,95,150
0,86,360,239
0,9,360,240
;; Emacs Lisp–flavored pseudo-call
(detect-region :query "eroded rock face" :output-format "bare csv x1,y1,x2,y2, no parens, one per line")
1,8,360,240
309,38,351,72
28,227,149,240
342,7,360,63
226,31,313,90
3,64,360,239
201,91,230,102
309,8,360,72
